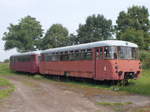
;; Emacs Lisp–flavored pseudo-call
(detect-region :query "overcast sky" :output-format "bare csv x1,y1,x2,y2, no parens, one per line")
0,0,150,61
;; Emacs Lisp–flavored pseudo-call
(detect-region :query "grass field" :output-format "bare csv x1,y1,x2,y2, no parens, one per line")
0,63,150,96
0,63,15,75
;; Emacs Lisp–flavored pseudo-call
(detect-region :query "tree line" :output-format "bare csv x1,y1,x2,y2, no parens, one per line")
2,5,150,52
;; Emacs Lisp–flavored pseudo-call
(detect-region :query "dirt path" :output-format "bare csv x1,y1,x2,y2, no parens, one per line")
0,75,150,112
0,75,110,112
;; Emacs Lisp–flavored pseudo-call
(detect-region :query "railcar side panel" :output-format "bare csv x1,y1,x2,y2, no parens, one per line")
95,60,114,80
39,60,94,78
11,62,35,73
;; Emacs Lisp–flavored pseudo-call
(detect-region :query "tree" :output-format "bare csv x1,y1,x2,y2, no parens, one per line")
68,33,79,45
116,6,150,33
40,24,69,49
76,14,113,44
3,59,9,63
116,6,150,49
3,16,43,52
119,28,145,49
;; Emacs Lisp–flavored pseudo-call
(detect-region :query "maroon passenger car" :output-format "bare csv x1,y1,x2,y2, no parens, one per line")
10,51,40,73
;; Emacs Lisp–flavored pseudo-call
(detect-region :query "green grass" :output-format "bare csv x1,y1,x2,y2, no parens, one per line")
0,63,16,75
96,102,133,112
43,70,150,96
0,77,12,86
135,108,150,112
117,69,150,96
33,74,44,80
96,101,132,106
0,63,15,99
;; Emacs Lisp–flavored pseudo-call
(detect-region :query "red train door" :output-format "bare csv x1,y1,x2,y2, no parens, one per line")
94,47,105,80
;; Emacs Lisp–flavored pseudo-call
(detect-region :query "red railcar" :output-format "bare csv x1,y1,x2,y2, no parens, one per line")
10,51,40,73
39,40,141,81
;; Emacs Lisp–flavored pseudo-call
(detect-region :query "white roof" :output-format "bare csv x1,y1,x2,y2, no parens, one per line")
11,51,41,57
42,40,138,54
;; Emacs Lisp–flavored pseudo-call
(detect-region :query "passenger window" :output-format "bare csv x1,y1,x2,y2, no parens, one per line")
60,52,68,61
84,49,92,60
30,56,35,62
75,50,80,60
38,56,41,62
80,50,85,60
69,53,74,61
45,54,52,62
42,55,45,61
51,55,59,61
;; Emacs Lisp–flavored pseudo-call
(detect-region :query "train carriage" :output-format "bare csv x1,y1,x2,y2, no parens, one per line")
39,40,142,81
10,51,40,73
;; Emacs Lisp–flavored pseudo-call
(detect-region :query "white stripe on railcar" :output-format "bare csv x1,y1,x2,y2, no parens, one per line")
42,40,138,54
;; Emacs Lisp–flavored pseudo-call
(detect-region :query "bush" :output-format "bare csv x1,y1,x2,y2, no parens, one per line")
139,50,150,69
33,74,43,80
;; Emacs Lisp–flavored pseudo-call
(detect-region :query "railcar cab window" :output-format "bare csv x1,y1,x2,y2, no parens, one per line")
103,46,138,60
10,55,33,63
132,48,139,59
17,56,32,62
118,47,138,60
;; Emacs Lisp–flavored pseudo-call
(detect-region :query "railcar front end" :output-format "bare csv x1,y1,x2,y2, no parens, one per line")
94,46,141,81
10,52,40,73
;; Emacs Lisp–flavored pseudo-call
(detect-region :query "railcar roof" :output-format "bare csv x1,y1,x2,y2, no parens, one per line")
42,40,138,54
11,51,41,57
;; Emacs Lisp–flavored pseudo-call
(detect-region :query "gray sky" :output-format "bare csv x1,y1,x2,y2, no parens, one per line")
0,0,150,61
